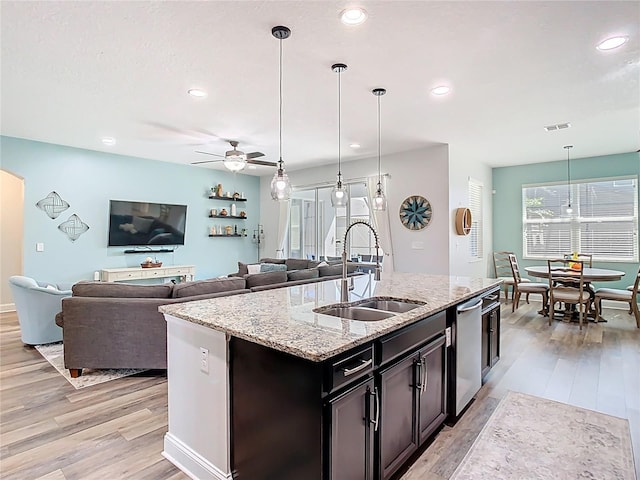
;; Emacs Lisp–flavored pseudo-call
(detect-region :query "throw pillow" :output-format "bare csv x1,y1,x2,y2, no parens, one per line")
260,263,287,272
238,261,249,275
285,258,310,271
247,264,261,275
317,261,329,267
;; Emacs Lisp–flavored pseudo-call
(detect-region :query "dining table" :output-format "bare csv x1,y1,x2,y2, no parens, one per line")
524,266,626,321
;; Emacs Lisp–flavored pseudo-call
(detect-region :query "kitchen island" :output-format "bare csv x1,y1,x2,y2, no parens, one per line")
159,272,501,480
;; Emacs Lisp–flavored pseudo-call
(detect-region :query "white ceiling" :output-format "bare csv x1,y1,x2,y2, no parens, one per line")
1,1,638,176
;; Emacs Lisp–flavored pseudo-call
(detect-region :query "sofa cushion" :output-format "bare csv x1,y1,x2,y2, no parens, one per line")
259,257,286,265
308,260,322,268
285,258,309,271
318,262,358,277
287,268,320,281
245,271,288,289
260,263,287,273
72,281,173,298
172,277,246,298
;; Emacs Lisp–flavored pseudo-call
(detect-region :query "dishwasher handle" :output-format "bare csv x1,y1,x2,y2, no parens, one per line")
457,298,483,313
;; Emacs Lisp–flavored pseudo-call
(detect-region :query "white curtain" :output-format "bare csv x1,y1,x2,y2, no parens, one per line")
366,175,395,274
275,200,291,259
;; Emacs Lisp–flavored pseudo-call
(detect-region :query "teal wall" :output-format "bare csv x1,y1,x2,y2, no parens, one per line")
1,136,261,284
493,151,640,290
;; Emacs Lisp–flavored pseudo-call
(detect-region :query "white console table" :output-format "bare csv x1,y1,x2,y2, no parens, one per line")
100,265,195,283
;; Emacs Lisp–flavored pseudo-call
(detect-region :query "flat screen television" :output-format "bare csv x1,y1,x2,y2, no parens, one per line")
108,200,187,247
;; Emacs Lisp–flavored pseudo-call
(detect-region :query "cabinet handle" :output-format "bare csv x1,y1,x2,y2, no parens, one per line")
342,358,372,377
414,359,423,391
486,294,499,301
371,387,380,432
422,359,428,395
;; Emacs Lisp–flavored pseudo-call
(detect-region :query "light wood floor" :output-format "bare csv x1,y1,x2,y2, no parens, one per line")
1,302,638,479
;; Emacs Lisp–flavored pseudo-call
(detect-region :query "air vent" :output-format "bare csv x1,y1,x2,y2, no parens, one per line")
544,122,571,132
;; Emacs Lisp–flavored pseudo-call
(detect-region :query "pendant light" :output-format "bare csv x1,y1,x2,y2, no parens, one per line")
270,26,292,201
564,145,573,214
330,63,349,207
372,88,387,211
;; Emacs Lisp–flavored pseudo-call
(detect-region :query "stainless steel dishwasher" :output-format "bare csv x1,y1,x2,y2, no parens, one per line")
451,296,483,417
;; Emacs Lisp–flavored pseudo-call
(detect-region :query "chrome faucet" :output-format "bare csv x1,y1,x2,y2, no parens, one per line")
341,220,381,302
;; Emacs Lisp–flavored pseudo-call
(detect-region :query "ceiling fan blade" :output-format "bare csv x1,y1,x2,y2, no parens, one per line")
247,159,278,167
195,150,225,158
246,151,265,159
190,159,223,165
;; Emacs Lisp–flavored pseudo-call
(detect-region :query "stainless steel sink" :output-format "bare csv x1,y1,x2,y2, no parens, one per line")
358,300,422,313
318,306,395,321
314,298,425,321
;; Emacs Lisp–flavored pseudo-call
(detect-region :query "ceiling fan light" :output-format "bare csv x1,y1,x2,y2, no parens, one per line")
223,156,246,172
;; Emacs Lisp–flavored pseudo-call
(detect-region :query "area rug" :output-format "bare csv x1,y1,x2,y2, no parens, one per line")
35,342,148,390
451,391,636,480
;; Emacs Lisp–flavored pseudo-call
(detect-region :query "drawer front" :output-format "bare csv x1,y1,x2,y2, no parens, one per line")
481,287,500,312
324,345,374,395
142,268,168,278
168,267,193,276
107,271,142,281
377,311,446,367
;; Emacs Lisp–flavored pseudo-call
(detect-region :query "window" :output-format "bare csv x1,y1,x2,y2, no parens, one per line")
288,181,380,261
522,176,638,262
468,178,483,261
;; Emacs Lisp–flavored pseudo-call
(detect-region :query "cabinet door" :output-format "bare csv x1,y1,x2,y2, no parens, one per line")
328,377,375,480
377,354,419,480
481,310,491,378
417,335,447,444
489,307,500,368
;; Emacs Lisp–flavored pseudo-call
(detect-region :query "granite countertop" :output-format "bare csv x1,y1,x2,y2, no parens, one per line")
160,272,502,362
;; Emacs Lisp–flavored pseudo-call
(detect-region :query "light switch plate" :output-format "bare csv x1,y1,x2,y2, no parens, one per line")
36,242,44,252
411,241,424,250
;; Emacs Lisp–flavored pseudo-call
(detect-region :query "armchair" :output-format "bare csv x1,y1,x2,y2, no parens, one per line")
8,276,71,345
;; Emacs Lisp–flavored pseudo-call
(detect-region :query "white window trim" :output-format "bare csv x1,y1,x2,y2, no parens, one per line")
468,177,484,262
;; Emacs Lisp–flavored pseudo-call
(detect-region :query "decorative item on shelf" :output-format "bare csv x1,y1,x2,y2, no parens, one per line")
241,228,247,237
234,225,238,235
210,186,217,197
270,25,293,201
220,208,228,216
372,87,387,211
252,224,265,261
240,211,247,218
210,208,218,216
141,256,162,268
226,191,232,198
225,226,233,236
455,207,472,235
233,192,240,200
217,184,223,197
230,203,237,216
399,195,432,230
210,226,216,236
330,63,348,207
217,225,223,235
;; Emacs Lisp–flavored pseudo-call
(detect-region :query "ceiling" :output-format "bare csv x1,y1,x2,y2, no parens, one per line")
1,1,638,175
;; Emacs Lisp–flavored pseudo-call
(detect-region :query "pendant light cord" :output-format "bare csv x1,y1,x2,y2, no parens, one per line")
337,69,342,178
279,37,283,168
565,145,572,207
377,94,381,185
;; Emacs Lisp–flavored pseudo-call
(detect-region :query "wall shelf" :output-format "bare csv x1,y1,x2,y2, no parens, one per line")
209,215,247,219
208,196,247,202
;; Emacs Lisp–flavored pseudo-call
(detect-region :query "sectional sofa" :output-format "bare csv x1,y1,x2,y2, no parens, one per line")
55,259,361,378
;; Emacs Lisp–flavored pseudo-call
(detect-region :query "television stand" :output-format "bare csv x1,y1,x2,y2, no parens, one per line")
99,265,195,283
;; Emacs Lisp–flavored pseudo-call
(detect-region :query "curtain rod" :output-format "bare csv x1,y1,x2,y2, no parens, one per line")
292,173,390,191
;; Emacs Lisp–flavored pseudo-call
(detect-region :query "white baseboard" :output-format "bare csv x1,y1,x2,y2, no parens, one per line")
0,303,15,313
163,432,232,480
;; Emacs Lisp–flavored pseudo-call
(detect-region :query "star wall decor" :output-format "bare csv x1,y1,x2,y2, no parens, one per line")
399,195,432,230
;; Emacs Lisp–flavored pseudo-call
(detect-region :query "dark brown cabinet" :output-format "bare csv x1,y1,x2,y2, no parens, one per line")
327,377,376,480
377,335,447,480
481,288,501,379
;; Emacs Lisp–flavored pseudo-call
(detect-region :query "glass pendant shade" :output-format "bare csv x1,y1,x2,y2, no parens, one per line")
270,164,291,200
372,183,387,211
331,174,349,207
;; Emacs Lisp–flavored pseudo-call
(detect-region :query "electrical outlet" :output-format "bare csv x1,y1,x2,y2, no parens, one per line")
199,347,209,373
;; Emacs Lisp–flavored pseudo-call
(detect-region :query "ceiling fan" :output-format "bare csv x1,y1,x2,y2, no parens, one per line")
192,140,277,172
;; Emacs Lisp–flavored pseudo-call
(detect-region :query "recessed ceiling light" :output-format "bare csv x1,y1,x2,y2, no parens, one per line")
248,165,257,170
101,137,116,146
350,143,361,149
187,88,207,98
596,36,628,51
431,85,451,96
340,8,367,25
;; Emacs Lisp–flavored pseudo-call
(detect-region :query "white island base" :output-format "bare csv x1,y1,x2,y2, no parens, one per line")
162,314,232,480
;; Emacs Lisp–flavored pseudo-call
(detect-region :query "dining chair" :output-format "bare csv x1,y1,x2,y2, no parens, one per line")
547,259,591,330
508,254,549,316
594,265,640,328
493,251,530,302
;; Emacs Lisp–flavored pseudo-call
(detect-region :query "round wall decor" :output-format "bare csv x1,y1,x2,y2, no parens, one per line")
399,195,432,230
455,207,472,235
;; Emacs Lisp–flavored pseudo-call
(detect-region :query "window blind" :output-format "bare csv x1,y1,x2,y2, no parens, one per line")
469,179,483,261
522,176,638,262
